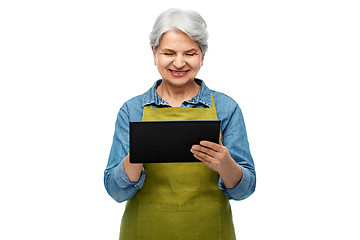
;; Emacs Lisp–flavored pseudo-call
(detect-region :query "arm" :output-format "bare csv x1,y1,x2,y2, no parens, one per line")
104,106,145,203
191,138,243,189
123,154,144,182
191,105,256,201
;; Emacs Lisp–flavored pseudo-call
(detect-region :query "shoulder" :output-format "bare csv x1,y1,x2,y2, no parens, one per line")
210,89,246,132
122,94,144,109
121,80,159,110
119,91,148,122
210,89,240,112
117,80,160,121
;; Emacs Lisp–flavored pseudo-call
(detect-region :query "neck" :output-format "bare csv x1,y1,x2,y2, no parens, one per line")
157,80,200,107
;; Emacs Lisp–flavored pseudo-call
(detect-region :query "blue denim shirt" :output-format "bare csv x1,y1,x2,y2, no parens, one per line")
104,79,256,203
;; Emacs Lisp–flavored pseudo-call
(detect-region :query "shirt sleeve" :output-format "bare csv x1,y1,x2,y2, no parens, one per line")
218,104,256,201
104,105,145,203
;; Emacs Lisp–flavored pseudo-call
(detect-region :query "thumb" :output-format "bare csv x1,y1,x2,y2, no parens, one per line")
219,134,223,146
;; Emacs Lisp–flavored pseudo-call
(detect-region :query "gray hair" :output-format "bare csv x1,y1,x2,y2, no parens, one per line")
149,8,209,54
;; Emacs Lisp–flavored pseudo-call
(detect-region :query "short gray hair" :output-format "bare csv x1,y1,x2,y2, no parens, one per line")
149,8,209,54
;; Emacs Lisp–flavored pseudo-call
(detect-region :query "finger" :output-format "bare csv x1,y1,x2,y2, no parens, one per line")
193,153,211,166
192,144,217,158
192,151,220,171
199,141,222,152
192,151,206,162
191,147,215,163
192,151,211,163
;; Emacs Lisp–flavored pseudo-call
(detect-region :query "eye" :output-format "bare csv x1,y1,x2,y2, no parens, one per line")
185,53,195,56
164,53,174,56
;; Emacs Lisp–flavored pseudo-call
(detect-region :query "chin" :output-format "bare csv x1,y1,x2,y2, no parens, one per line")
165,77,194,87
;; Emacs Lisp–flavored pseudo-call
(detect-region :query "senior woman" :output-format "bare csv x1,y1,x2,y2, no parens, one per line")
104,8,256,240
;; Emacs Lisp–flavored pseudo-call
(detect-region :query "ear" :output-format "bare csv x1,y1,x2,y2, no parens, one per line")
152,47,157,66
201,52,205,66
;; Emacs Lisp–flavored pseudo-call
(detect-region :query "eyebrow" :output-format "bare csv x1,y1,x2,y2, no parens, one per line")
160,48,175,52
185,48,199,52
161,48,199,53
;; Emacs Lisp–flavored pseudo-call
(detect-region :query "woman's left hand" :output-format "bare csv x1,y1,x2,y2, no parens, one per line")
191,137,243,189
190,138,232,172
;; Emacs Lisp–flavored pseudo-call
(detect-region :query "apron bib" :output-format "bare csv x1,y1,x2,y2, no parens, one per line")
119,95,236,240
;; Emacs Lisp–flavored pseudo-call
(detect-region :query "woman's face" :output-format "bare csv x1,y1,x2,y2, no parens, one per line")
153,30,204,88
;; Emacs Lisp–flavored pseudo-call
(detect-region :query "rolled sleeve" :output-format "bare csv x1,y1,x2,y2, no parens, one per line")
114,161,146,190
104,160,145,203
218,166,255,201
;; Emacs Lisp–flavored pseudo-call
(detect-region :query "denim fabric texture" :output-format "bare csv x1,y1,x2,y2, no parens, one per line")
104,79,256,203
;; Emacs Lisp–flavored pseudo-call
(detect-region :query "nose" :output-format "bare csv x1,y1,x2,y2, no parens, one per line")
173,55,186,69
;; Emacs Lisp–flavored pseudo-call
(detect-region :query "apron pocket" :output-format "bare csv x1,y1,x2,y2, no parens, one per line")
137,202,221,240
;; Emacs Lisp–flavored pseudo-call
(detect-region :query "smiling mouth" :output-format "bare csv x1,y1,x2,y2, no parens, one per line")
169,69,190,77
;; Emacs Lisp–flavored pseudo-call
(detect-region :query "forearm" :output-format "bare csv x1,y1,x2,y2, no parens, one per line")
218,165,256,201
216,156,243,189
104,157,145,203
123,154,144,182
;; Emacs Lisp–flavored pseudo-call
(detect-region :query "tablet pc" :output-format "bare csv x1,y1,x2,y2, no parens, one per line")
129,120,221,163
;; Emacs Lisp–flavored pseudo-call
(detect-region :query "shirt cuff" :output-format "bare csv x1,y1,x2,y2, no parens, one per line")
218,166,252,200
113,160,145,190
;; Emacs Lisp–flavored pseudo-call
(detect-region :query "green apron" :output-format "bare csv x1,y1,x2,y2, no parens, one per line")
119,95,236,240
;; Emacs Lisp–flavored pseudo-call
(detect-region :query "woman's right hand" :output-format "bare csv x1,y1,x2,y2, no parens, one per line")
123,154,144,183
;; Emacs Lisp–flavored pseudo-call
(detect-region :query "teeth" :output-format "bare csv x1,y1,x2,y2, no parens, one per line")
171,70,187,74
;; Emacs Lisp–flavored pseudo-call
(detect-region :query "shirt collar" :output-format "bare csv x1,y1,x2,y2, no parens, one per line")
142,78,212,108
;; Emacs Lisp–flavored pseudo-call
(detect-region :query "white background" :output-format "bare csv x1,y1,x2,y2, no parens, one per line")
1,0,359,239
